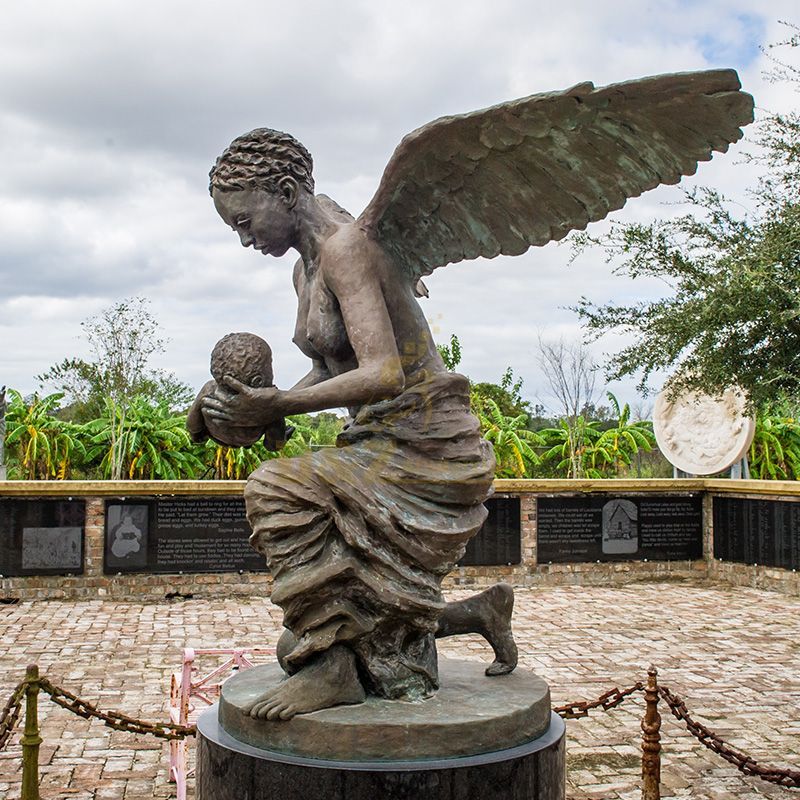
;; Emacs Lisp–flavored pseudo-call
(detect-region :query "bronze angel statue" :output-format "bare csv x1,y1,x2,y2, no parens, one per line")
198,69,753,720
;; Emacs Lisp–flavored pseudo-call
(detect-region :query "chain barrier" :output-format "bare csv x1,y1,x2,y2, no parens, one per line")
3,666,799,794
36,677,195,741
554,681,644,719
0,680,27,750
659,685,800,789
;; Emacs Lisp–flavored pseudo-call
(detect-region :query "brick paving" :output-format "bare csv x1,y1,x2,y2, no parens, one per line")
0,580,798,799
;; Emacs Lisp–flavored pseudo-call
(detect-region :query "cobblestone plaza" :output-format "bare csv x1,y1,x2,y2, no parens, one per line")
1,581,798,799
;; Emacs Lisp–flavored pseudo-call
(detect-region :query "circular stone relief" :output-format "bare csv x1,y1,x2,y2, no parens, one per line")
653,384,755,475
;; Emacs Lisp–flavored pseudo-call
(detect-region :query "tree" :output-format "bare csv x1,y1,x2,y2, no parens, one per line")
537,338,600,477
38,297,192,479
437,333,463,372
586,393,655,477
472,367,531,419
437,333,532,418
570,27,799,410
539,416,601,478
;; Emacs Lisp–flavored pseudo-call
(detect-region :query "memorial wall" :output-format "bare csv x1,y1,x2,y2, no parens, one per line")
0,498,85,577
1,481,799,599
537,495,703,563
104,497,264,574
713,496,800,570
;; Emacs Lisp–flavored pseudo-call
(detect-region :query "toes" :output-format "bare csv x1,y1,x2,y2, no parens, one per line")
266,702,290,721
242,688,280,716
250,698,281,719
278,705,297,720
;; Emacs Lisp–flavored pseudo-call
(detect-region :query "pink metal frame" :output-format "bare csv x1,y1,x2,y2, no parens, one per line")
168,647,275,799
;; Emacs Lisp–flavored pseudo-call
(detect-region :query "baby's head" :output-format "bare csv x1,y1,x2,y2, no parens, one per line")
210,332,273,388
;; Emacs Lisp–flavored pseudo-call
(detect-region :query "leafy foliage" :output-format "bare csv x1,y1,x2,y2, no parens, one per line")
38,297,192,420
4,390,86,479
472,367,531,419
570,30,799,410
37,297,192,479
538,393,654,478
472,396,542,478
748,409,800,480
537,337,600,476
197,412,344,479
436,333,463,371
84,396,203,480
200,439,275,480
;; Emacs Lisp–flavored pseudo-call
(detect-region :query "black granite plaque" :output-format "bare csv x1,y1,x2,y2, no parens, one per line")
0,499,85,577
459,496,521,566
537,495,703,563
103,497,266,574
713,496,800,570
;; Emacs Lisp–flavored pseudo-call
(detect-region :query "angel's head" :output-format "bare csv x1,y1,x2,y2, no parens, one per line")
209,128,314,257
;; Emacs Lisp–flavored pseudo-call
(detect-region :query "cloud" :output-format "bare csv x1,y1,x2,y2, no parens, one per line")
0,0,795,405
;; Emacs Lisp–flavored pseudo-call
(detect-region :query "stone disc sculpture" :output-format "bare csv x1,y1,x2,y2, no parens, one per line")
192,69,753,726
653,384,756,475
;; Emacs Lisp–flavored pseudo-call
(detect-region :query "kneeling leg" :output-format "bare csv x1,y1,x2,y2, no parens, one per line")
435,582,518,676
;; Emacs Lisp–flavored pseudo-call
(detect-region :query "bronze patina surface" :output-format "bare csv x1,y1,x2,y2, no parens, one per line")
218,658,551,761
195,70,753,721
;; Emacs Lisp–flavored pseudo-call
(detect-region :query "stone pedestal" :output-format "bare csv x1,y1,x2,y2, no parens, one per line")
196,659,565,799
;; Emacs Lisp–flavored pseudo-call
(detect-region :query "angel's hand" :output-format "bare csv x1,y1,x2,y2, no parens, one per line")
202,377,286,427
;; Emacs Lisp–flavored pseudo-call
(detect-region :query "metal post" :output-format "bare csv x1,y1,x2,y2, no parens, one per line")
21,664,41,800
0,385,6,481
641,665,661,800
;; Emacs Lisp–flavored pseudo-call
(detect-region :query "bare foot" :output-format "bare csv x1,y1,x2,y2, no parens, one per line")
481,583,518,676
241,644,366,721
436,582,518,676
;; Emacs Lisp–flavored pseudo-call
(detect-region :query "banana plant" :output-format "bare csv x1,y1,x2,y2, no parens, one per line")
539,416,602,478
539,393,655,478
474,395,542,478
3,390,87,479
588,393,655,477
749,412,800,480
85,396,203,479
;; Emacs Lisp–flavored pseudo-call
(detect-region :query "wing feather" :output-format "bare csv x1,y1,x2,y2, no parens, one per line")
358,69,754,282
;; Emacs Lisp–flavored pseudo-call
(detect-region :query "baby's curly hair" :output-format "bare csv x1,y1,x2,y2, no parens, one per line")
210,333,273,387
209,128,314,196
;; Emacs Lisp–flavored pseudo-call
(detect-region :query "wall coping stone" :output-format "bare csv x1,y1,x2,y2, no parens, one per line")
0,477,798,498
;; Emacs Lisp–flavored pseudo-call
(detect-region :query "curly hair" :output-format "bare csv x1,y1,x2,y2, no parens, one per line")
211,333,273,387
209,128,314,196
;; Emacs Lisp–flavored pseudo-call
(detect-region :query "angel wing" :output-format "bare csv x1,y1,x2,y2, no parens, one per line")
358,69,754,283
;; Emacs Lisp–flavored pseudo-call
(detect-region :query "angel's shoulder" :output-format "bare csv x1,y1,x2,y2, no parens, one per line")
323,222,374,255
321,223,386,276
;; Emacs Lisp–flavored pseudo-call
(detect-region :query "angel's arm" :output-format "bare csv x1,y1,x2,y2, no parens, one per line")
204,231,404,425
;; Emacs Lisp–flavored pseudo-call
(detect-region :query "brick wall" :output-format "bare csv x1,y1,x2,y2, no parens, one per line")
1,479,798,600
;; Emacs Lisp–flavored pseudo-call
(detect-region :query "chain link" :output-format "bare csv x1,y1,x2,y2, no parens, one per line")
7,665,800,793
659,685,800,789
0,681,27,750
38,678,195,741
554,682,644,719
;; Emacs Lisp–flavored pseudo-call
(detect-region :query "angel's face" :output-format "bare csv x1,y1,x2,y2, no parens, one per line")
213,187,296,257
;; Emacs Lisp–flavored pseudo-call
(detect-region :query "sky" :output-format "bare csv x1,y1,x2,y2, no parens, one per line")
0,1,796,416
